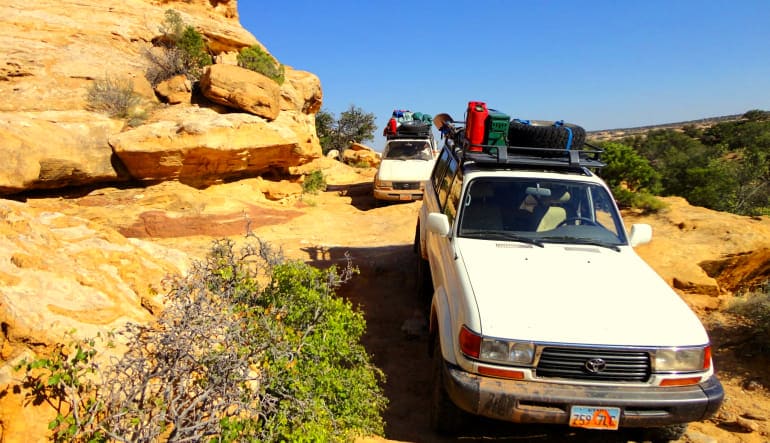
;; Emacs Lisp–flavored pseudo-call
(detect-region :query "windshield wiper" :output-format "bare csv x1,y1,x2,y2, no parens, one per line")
540,236,621,252
464,230,545,247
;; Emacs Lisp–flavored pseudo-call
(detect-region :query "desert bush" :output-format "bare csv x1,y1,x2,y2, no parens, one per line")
302,170,327,194
14,333,107,442
237,45,285,85
145,9,211,85
15,237,386,442
727,282,770,349
86,76,140,118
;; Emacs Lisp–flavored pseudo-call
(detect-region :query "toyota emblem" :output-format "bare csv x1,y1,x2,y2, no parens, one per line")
585,358,607,373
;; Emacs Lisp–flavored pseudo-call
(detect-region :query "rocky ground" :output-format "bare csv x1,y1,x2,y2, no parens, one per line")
12,160,770,443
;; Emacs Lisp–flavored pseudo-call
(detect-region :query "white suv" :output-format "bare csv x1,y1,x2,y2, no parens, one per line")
373,137,437,203
415,139,723,439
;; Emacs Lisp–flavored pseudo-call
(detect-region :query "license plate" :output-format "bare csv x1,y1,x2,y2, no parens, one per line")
399,195,412,201
569,406,620,430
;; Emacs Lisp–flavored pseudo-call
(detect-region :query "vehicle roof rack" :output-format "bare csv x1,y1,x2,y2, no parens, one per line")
454,141,605,172
437,116,604,174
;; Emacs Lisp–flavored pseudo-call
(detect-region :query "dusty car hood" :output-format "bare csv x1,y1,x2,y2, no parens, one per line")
376,159,434,182
456,238,710,347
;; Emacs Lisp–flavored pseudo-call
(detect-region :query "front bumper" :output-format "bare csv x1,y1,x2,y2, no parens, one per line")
443,361,724,428
373,188,423,201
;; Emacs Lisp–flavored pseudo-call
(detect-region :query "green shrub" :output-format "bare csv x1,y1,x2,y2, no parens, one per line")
237,45,285,85
14,333,107,442
86,76,140,118
15,238,386,442
145,9,211,84
302,170,327,194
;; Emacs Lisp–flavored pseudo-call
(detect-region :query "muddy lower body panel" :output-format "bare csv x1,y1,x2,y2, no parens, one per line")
443,362,724,428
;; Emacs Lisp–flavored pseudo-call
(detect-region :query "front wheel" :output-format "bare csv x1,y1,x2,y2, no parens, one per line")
430,336,469,434
414,224,433,300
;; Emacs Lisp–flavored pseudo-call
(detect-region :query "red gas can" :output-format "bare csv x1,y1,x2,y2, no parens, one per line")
465,101,488,151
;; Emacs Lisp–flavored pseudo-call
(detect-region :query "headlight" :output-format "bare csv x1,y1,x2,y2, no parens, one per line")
480,338,535,365
654,347,709,372
375,179,392,189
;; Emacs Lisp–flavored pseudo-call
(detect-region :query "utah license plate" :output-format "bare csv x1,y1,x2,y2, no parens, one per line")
569,405,620,430
399,195,413,201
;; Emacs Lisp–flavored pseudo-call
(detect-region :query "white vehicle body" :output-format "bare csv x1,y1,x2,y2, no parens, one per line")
415,145,723,436
373,138,437,202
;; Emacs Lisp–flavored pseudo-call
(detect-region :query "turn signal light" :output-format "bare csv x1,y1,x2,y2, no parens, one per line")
660,377,701,387
478,366,525,380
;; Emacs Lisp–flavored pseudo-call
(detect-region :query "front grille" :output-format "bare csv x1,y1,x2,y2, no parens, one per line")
536,347,651,382
393,181,421,190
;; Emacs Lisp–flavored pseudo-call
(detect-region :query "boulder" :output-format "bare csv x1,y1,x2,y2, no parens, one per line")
155,74,192,104
280,67,323,114
109,107,321,186
199,64,281,119
342,143,381,168
0,111,130,195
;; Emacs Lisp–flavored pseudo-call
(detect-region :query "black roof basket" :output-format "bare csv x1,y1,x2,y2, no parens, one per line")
437,115,604,173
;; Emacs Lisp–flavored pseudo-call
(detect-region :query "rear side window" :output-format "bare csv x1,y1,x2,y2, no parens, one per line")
438,156,459,211
444,170,463,225
431,148,451,192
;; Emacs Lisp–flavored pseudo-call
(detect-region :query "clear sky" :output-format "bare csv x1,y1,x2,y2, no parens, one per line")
239,1,770,150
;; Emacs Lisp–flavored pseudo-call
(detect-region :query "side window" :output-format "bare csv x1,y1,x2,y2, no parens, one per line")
437,157,458,210
431,148,451,192
444,171,463,226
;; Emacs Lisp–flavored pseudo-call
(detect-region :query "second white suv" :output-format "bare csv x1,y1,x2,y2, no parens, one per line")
415,127,723,439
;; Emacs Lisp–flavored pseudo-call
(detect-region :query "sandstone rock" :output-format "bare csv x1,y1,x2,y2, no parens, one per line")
200,64,281,119
110,107,320,185
280,67,323,114
0,198,188,442
155,74,192,104
625,197,770,293
0,111,129,195
0,0,321,195
342,143,381,168
260,179,302,201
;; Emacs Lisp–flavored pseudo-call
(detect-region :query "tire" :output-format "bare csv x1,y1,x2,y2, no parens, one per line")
633,423,688,442
414,223,433,300
508,120,586,152
430,336,469,435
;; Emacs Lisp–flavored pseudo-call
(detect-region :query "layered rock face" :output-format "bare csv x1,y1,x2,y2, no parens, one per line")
0,0,323,194
0,1,324,439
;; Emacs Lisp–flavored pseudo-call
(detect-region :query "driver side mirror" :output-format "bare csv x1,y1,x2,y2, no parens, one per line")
629,223,652,247
427,212,451,237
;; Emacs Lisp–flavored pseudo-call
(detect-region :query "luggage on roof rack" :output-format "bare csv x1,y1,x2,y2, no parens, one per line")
383,109,433,138
435,102,603,172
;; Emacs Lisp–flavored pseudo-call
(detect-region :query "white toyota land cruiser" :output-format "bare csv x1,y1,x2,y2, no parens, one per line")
415,114,724,439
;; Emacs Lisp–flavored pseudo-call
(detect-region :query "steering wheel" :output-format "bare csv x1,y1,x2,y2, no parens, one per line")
556,217,598,227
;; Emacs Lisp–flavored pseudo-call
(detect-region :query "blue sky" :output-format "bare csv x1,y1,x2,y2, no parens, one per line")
239,1,770,150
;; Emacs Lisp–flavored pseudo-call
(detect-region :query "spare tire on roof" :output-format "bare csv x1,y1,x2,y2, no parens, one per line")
508,120,586,152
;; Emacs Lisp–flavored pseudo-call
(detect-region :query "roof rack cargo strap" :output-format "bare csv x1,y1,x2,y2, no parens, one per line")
553,120,573,150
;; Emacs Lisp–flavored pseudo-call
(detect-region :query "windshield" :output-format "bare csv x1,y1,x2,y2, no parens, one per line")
383,141,433,160
458,178,628,246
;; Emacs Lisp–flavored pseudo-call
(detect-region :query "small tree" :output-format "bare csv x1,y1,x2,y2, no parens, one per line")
144,9,211,85
599,142,664,211
316,105,376,155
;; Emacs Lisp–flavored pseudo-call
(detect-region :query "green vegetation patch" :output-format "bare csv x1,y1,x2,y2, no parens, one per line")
15,237,387,442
